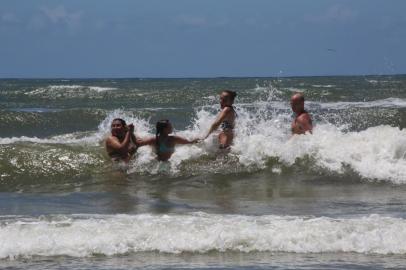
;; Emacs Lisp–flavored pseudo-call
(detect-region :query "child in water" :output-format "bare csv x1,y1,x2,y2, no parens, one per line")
204,90,237,149
140,120,200,161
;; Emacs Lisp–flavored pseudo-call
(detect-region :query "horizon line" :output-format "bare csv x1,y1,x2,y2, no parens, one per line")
0,73,405,80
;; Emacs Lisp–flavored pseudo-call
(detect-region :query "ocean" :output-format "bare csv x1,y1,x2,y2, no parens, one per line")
1,75,406,269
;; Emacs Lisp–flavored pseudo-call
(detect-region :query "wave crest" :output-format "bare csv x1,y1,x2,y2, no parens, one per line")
1,213,406,259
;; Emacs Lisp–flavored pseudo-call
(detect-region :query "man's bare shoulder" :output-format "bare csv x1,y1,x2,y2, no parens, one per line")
297,112,312,122
222,106,233,113
105,135,118,145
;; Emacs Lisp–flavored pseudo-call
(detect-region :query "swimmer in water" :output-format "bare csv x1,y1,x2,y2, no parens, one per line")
290,93,313,135
204,90,237,149
141,120,200,161
105,118,139,162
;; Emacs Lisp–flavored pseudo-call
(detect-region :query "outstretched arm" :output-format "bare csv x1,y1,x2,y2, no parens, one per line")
135,137,156,147
173,136,200,145
204,107,231,139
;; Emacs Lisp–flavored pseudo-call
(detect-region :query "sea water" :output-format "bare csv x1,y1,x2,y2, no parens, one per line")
1,76,406,269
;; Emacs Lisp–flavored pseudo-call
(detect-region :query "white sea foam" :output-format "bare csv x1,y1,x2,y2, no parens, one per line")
1,213,406,259
195,99,406,183
230,98,406,183
0,134,102,146
88,86,117,92
366,79,400,84
25,85,117,95
48,85,84,90
311,84,335,88
314,98,406,109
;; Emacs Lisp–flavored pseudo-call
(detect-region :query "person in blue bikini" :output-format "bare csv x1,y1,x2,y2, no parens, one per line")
140,120,200,161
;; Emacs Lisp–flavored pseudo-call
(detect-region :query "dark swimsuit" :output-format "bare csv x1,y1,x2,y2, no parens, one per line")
220,106,236,131
219,106,236,149
220,120,234,131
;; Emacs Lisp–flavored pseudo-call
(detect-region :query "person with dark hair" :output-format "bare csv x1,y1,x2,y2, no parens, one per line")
204,90,237,149
105,118,139,162
141,119,199,161
290,93,312,134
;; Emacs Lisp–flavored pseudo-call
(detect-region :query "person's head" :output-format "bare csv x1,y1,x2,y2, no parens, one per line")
156,119,173,137
111,118,127,137
220,90,237,108
290,93,305,114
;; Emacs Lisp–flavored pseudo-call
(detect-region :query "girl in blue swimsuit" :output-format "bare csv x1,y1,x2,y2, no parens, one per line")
139,120,199,161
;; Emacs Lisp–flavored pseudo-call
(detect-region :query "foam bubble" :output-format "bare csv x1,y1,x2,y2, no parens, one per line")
1,213,406,259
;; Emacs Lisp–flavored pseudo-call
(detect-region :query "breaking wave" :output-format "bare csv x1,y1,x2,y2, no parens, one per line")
1,213,406,259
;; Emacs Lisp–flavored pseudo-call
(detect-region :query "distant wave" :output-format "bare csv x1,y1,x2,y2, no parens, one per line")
88,86,118,92
0,133,103,145
240,98,406,111
25,85,117,96
366,79,401,84
1,213,406,259
313,98,406,109
311,84,335,88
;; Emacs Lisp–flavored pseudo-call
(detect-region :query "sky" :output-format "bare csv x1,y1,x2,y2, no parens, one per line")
0,0,405,78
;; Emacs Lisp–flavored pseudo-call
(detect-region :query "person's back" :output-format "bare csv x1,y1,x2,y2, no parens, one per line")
139,120,199,161
156,134,176,161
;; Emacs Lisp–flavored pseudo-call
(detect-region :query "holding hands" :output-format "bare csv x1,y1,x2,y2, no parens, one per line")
125,123,134,133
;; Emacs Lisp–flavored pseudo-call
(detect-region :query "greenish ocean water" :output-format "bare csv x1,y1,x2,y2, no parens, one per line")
1,76,406,269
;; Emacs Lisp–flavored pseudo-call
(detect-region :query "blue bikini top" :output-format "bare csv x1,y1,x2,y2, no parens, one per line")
157,137,175,154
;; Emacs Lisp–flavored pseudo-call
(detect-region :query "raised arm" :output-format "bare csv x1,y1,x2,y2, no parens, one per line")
204,107,231,139
105,131,132,155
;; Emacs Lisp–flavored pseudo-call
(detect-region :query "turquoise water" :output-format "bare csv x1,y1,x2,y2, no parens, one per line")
1,76,406,269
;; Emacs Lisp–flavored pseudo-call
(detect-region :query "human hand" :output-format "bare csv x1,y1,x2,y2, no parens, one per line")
128,124,135,133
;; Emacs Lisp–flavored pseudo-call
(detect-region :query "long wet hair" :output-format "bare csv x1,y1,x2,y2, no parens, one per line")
156,119,170,148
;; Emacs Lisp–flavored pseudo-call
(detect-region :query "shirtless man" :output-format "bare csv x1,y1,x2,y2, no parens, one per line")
105,118,138,162
291,93,313,135
204,90,237,149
